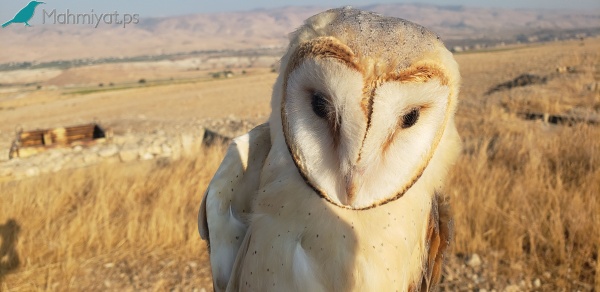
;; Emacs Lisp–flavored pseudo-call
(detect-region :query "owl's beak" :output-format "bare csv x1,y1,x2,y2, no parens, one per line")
344,166,366,205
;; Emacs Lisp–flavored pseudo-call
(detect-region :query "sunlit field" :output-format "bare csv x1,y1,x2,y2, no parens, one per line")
1,38,599,290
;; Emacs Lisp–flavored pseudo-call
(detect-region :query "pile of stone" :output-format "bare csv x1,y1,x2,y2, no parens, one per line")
0,129,206,179
0,116,262,180
203,116,258,138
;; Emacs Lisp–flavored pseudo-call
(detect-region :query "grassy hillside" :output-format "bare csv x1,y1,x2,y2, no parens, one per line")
1,39,599,290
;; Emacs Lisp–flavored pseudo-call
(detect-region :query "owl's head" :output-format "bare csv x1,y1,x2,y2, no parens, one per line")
269,7,461,210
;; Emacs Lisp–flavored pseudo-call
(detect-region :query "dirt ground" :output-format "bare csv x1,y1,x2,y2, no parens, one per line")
0,67,275,159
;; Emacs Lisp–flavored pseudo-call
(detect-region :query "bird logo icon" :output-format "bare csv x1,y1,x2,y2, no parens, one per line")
2,1,45,28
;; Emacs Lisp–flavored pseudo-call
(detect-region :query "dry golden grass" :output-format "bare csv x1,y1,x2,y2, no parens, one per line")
1,39,599,291
447,121,599,290
0,149,227,290
444,38,600,291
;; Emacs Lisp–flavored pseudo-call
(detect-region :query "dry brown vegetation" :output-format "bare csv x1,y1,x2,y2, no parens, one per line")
1,38,599,290
445,122,599,290
443,39,600,291
0,150,225,290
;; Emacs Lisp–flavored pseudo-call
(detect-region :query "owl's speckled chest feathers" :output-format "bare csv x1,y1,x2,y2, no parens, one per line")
231,154,436,292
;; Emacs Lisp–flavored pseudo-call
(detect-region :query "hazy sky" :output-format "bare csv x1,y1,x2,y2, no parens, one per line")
1,0,599,22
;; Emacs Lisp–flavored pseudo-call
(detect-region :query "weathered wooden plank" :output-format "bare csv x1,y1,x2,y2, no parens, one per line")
10,123,109,159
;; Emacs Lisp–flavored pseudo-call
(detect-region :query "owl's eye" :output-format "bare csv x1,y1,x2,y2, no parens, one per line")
401,108,420,128
311,92,329,118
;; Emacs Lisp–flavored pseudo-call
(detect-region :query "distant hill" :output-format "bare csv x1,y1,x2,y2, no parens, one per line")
1,4,598,63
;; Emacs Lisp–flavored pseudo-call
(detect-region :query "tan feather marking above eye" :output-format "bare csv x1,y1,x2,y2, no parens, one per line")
286,36,360,76
387,63,450,86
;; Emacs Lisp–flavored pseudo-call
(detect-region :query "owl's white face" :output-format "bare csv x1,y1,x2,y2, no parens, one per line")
273,36,458,210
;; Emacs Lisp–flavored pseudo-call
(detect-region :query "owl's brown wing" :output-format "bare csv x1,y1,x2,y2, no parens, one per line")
420,192,453,292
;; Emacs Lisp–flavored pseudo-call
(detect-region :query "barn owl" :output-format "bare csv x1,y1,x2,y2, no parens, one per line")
199,7,461,291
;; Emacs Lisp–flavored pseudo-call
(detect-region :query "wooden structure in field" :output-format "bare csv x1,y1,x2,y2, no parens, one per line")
9,123,111,159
